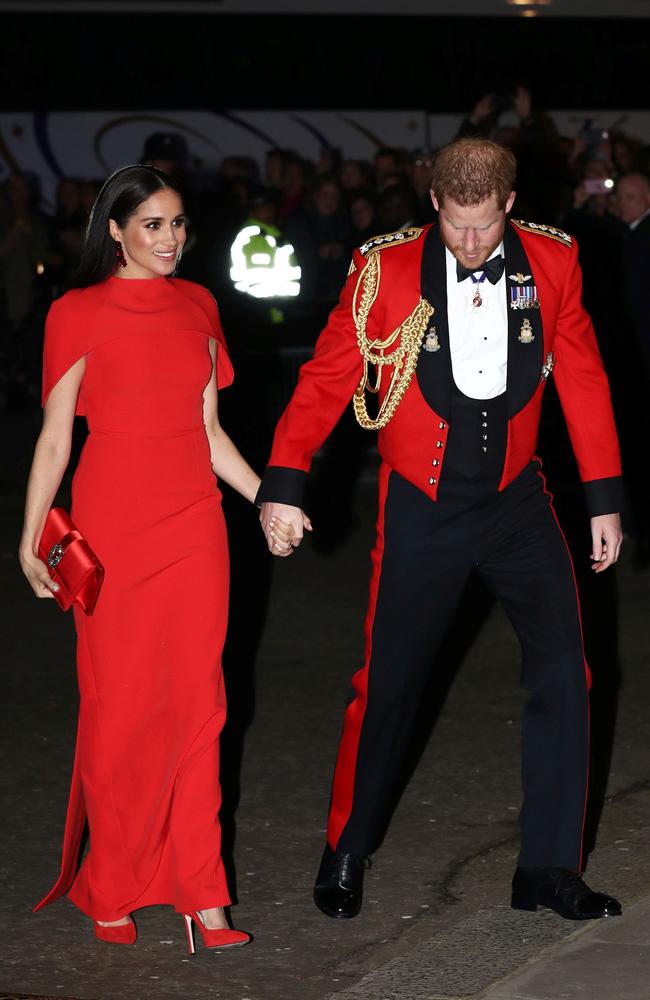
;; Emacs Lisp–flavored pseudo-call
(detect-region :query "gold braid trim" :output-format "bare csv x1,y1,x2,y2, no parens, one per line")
351,252,434,430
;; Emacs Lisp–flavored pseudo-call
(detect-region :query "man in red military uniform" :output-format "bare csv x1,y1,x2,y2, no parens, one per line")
257,139,623,922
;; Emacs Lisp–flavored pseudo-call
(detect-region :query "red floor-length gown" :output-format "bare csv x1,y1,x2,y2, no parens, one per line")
35,275,235,921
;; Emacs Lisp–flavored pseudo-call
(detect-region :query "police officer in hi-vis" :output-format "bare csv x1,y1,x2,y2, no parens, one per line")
257,138,624,922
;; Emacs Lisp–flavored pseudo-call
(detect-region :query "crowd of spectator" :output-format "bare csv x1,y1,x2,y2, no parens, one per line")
2,89,650,345
1,86,649,560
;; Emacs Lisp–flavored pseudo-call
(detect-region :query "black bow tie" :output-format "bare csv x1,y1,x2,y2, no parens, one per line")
456,255,505,284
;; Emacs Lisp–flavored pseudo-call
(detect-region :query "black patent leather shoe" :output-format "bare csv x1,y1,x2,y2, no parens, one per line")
511,866,622,920
313,844,369,919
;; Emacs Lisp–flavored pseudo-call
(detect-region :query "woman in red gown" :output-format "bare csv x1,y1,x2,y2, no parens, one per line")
19,165,296,951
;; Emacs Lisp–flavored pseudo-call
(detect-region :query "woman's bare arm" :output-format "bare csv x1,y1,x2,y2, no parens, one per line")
202,340,260,503
19,357,85,597
202,341,310,556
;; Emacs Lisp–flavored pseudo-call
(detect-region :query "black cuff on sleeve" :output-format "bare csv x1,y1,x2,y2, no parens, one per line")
255,466,308,508
583,476,626,518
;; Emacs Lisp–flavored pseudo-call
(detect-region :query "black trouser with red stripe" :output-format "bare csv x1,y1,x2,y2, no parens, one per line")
326,461,590,871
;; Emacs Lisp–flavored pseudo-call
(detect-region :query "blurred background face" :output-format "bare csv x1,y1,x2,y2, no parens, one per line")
57,178,82,215
350,196,374,232
8,173,31,211
374,152,400,185
220,157,248,182
409,155,434,195
313,181,341,216
109,188,186,279
432,192,515,270
615,175,650,224
250,200,277,226
378,184,416,231
339,160,365,191
265,151,285,188
284,161,306,195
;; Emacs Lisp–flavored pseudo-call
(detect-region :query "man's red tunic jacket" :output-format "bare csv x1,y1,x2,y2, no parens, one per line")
257,220,623,517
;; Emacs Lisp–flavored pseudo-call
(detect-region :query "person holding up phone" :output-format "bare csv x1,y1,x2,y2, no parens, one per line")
456,84,567,221
563,156,622,371
572,160,615,218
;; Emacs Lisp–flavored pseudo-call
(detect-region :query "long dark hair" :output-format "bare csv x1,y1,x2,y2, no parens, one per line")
71,164,182,288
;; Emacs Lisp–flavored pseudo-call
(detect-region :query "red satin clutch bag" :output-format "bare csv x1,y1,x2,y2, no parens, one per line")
38,508,104,614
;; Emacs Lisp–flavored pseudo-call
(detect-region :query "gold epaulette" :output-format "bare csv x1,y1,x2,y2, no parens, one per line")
358,226,424,258
511,219,572,248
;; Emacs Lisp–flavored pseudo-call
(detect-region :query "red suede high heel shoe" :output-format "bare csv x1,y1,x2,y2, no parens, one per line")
183,911,250,954
93,916,137,944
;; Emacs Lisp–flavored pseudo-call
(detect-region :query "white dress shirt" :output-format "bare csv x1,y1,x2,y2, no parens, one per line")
445,244,507,400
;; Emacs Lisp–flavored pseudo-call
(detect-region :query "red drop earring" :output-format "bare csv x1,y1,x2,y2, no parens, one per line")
115,241,127,268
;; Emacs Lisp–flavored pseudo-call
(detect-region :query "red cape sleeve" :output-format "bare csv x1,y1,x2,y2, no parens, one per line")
190,285,234,390
41,291,88,416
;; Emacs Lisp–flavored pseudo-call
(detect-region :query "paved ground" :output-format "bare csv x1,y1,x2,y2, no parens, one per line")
1,408,649,1000
479,894,650,1000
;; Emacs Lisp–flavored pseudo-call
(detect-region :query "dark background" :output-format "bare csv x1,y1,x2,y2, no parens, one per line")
2,13,649,112
2,9,650,999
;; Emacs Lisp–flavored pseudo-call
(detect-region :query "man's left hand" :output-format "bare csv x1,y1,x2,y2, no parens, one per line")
590,513,623,573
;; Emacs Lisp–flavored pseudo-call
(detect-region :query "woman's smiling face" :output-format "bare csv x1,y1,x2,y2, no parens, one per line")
109,188,186,278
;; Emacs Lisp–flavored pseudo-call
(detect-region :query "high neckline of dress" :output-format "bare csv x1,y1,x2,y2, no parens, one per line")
108,274,172,285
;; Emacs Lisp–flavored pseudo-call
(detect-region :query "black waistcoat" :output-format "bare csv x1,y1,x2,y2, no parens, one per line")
417,226,537,502
441,386,507,500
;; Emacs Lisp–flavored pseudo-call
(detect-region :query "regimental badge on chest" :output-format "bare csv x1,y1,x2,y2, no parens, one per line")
510,285,540,310
518,318,535,344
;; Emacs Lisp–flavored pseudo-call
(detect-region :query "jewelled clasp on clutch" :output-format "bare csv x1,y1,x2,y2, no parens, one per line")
47,543,65,568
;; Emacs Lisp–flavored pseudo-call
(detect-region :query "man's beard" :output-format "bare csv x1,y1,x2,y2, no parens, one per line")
440,231,504,271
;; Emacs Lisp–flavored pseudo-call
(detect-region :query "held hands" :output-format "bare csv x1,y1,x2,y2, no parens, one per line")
19,547,60,598
259,502,313,558
590,513,623,573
